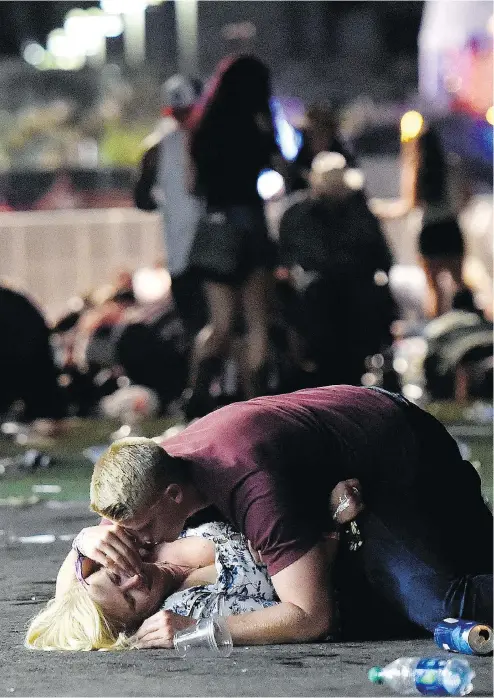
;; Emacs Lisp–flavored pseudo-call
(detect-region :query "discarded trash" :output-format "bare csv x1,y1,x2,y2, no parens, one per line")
368,656,474,696
0,495,40,507
434,619,493,656
463,402,494,424
1,421,21,437
0,450,53,478
18,534,56,544
45,500,81,510
31,485,61,494
0,531,76,548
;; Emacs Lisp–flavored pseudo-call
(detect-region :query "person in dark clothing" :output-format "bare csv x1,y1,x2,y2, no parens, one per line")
278,152,396,387
83,384,492,646
288,104,357,193
0,286,67,424
185,54,283,416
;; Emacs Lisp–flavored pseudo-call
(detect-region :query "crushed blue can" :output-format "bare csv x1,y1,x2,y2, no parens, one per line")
434,618,493,656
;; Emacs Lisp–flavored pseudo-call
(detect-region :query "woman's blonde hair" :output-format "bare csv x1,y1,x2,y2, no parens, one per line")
25,583,130,651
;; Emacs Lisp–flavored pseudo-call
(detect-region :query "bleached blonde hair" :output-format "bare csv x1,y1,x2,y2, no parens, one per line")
24,583,130,652
90,437,180,521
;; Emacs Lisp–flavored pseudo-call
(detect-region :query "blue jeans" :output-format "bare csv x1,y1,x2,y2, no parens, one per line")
335,390,493,639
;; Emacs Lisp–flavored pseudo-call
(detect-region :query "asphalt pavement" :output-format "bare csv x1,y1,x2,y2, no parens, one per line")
0,500,492,697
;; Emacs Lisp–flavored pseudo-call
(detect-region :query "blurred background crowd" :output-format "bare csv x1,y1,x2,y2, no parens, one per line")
0,0,492,439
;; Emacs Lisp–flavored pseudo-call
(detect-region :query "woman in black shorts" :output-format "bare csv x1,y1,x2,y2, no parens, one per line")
416,127,471,317
185,55,282,417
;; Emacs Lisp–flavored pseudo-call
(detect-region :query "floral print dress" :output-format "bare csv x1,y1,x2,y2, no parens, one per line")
161,522,278,619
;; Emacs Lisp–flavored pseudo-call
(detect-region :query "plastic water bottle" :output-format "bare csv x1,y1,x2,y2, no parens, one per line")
368,656,475,696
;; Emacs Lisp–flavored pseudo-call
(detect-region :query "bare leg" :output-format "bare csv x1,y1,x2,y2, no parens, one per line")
240,268,272,398
184,282,237,418
421,256,443,318
448,255,464,288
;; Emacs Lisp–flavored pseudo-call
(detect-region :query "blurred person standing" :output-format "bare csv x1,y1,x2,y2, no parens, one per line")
277,152,396,388
134,75,207,341
372,122,473,318
415,127,472,318
184,55,283,419
288,104,357,193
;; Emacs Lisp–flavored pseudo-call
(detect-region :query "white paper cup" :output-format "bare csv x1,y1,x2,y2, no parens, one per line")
174,616,233,658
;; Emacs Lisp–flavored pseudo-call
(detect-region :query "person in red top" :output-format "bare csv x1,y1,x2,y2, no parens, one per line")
66,385,492,648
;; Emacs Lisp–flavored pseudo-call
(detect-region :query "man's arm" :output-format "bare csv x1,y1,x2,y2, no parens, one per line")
226,542,333,644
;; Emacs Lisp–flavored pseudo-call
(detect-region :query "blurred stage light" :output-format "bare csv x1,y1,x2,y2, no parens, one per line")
23,42,46,67
393,358,408,374
47,28,86,68
276,118,300,161
47,29,74,57
400,111,424,142
402,383,423,401
257,169,285,201
64,9,111,57
270,98,303,162
133,267,171,303
486,107,494,125
361,372,378,387
343,167,365,191
373,270,389,286
101,13,124,37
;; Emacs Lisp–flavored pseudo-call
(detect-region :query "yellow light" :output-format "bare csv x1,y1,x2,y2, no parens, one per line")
400,111,424,142
486,107,494,125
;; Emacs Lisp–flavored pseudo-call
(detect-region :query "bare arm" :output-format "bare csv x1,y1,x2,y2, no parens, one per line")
153,536,216,568
226,542,333,644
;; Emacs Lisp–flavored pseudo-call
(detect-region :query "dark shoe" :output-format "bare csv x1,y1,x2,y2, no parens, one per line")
182,357,222,420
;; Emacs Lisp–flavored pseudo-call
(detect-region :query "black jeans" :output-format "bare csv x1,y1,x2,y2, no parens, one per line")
335,390,493,640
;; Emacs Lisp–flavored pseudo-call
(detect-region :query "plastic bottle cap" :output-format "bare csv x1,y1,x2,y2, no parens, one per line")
368,667,383,684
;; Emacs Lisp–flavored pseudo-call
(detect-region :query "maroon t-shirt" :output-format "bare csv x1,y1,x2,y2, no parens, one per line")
161,385,417,576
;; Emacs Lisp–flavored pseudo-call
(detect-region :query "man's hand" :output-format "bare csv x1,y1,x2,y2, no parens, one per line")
133,610,195,649
72,525,142,577
329,479,364,524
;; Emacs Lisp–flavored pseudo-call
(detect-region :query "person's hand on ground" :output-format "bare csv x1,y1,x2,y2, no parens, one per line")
72,525,142,577
329,479,364,524
132,610,195,649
